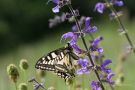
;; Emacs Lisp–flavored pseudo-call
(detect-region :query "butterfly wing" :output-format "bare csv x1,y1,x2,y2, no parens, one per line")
35,47,65,71
54,53,75,82
35,43,79,82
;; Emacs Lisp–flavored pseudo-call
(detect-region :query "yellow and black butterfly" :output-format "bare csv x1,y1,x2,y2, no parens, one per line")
35,43,79,82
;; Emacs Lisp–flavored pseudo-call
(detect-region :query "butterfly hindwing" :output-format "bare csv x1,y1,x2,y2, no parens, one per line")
54,54,75,81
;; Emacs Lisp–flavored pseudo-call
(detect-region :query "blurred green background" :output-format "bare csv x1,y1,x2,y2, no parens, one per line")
1,0,135,90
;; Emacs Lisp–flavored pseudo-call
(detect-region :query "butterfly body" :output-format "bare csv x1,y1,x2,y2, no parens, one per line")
35,43,79,81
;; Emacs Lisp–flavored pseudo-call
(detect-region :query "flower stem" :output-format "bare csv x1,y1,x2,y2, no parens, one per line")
15,82,17,90
24,71,26,83
89,33,114,90
34,79,47,90
105,0,135,54
68,4,105,90
81,75,84,90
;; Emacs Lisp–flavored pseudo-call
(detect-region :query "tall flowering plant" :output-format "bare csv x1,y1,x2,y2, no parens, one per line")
47,0,116,90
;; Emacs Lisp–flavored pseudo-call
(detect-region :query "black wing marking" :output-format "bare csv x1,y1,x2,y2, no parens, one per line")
35,43,79,82
35,47,66,71
54,54,75,82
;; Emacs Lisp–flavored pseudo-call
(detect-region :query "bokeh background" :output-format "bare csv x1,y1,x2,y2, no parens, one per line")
1,0,135,90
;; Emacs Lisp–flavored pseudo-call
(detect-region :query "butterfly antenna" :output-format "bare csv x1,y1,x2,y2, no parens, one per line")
56,38,65,44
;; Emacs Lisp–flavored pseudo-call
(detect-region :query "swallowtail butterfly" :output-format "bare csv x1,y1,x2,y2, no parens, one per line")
35,43,79,82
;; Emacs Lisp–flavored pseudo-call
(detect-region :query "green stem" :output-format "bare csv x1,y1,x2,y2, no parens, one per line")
73,78,76,90
24,71,26,82
15,82,17,90
81,75,84,90
105,0,135,54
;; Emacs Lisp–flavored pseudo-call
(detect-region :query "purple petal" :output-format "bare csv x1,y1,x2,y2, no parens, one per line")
84,59,90,66
101,59,112,67
85,26,97,33
70,39,77,45
114,0,123,6
85,69,90,74
52,5,60,13
94,2,104,13
93,37,101,46
72,25,77,31
98,47,103,53
77,69,83,75
90,53,95,61
71,43,81,54
110,81,115,85
90,81,101,90
47,0,59,4
77,59,90,67
62,32,74,39
90,80,97,86
108,73,115,80
85,17,91,29
107,73,115,85
77,59,85,67
90,26,97,32
105,68,111,74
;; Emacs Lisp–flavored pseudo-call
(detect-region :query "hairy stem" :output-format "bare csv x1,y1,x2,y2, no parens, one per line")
68,4,105,90
34,79,47,90
105,0,135,54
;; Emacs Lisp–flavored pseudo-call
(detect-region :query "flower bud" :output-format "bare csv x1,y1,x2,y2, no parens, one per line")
36,69,46,78
19,59,29,71
19,83,28,90
118,53,127,62
76,82,81,88
48,87,56,90
115,73,125,85
7,64,19,83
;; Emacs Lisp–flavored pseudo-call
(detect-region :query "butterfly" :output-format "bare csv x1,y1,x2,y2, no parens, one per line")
35,43,79,82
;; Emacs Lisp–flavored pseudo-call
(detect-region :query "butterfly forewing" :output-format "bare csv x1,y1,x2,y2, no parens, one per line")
35,47,66,71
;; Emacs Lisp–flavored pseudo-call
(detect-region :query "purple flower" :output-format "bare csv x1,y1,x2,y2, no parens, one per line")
46,0,60,13
47,0,70,13
90,80,101,90
100,59,112,74
61,32,79,44
109,11,123,20
52,5,60,13
71,43,81,54
106,73,115,85
94,2,105,13
113,0,123,6
83,17,97,33
77,59,91,74
72,25,78,31
61,32,82,54
89,37,103,53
